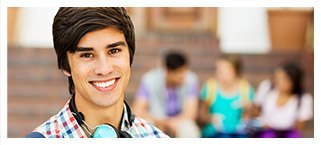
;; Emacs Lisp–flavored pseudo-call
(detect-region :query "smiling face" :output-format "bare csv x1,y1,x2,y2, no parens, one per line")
65,27,131,108
274,68,293,94
215,59,238,85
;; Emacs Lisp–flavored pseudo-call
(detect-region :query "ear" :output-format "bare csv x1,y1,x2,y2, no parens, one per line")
62,69,71,77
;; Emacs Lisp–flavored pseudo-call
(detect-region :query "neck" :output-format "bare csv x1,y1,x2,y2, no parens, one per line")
219,79,239,94
276,90,293,107
279,90,292,98
166,79,176,88
166,82,175,88
74,94,124,134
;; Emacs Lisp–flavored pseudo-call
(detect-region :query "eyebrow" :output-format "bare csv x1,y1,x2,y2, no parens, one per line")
106,41,127,48
75,47,93,52
75,41,127,52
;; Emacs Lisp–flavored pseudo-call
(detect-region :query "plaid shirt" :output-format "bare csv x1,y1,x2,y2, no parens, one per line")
33,99,169,138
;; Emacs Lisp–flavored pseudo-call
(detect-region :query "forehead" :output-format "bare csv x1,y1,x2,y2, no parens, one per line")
77,27,126,47
275,68,284,74
216,59,233,67
274,69,289,78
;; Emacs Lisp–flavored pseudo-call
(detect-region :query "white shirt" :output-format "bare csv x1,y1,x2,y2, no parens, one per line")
255,80,313,130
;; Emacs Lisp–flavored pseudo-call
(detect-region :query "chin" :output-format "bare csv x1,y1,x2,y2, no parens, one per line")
94,93,122,107
94,99,117,108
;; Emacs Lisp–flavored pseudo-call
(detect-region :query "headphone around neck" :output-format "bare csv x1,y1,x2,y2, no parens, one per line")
69,96,135,138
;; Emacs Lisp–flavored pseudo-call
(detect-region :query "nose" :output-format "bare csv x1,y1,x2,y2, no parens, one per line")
94,55,113,76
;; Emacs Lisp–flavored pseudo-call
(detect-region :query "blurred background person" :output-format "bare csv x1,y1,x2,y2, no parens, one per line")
254,61,313,138
198,54,255,138
132,51,200,137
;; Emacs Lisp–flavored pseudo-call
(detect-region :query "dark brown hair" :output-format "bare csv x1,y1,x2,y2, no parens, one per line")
52,7,135,95
280,61,304,97
164,51,187,71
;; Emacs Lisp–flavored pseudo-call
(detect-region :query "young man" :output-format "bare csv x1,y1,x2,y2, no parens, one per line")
26,7,168,138
132,51,200,137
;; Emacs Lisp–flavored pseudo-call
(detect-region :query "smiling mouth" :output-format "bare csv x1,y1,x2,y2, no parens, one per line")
89,78,120,92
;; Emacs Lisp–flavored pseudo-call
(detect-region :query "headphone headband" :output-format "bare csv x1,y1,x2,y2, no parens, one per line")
69,96,85,124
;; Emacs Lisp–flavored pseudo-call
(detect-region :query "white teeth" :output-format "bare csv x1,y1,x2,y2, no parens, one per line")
93,79,115,88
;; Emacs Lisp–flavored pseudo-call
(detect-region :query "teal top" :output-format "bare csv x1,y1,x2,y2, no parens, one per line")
201,84,254,133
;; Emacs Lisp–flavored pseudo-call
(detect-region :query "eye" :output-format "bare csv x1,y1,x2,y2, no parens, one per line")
80,53,94,58
109,48,120,55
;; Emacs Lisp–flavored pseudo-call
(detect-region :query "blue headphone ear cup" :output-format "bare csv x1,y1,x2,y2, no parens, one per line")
93,124,120,138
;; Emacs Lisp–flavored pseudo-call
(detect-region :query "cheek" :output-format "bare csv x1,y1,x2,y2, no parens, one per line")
68,57,93,81
167,73,176,83
70,63,91,85
276,78,291,91
121,63,131,88
223,70,234,78
113,56,131,77
283,80,293,90
178,75,184,82
123,65,131,79
115,50,130,67
173,75,182,84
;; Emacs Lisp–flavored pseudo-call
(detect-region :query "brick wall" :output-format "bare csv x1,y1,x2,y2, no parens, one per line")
7,33,314,137
8,47,68,137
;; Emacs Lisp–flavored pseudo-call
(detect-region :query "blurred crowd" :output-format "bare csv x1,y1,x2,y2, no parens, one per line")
131,50,313,138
